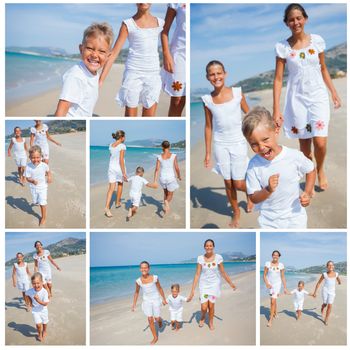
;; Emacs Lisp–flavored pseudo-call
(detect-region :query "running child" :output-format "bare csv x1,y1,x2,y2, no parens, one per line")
30,120,61,164
100,4,165,117
12,252,31,311
242,106,316,229
127,166,158,220
104,130,127,218
312,260,341,325
33,241,61,298
25,272,50,342
7,126,28,186
288,281,313,320
132,261,167,345
202,60,253,228
166,283,188,331
25,146,52,226
55,22,114,117
153,140,181,215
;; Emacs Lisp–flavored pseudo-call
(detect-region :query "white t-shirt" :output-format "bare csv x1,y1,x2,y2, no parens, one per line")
166,294,187,311
128,175,149,196
31,124,48,148
24,162,49,190
323,272,339,295
291,289,309,303
197,254,223,297
108,143,126,171
25,287,49,312
14,262,29,283
33,250,52,276
246,146,314,220
136,275,161,302
265,261,284,286
60,61,99,117
12,137,26,158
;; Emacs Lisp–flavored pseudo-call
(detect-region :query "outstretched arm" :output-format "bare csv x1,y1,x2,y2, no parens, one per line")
281,269,288,293
7,140,14,157
153,159,160,183
12,266,16,287
263,266,272,289
156,280,167,304
188,263,202,301
312,274,324,296
119,150,127,181
46,131,62,146
132,283,140,311
218,263,236,290
273,57,286,131
337,276,341,285
48,255,61,271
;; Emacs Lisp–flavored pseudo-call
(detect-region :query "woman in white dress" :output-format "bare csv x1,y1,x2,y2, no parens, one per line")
273,3,341,191
188,239,237,330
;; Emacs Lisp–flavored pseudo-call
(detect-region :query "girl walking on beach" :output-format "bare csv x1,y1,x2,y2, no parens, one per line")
33,241,61,298
132,261,167,345
273,3,341,191
104,130,127,218
12,252,31,311
202,60,253,228
100,4,164,117
153,140,181,215
263,250,288,327
312,260,341,325
188,239,237,330
161,3,186,116
7,126,28,186
30,120,62,164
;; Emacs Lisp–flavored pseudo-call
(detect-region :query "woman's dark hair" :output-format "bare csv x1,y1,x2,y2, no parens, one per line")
112,130,125,140
205,60,226,74
204,239,215,247
161,140,170,149
140,261,150,268
14,126,20,132
272,250,281,257
34,241,43,248
326,260,334,267
16,252,24,257
283,3,308,24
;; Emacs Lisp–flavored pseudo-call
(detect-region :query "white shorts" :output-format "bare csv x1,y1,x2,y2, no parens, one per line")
32,309,49,325
213,142,248,181
170,307,184,322
141,299,161,318
200,294,217,304
116,70,162,109
130,193,142,207
159,178,179,192
30,186,47,206
294,301,304,311
108,168,123,184
322,289,335,304
40,271,52,284
17,280,30,292
15,157,27,167
268,283,281,299
258,210,307,229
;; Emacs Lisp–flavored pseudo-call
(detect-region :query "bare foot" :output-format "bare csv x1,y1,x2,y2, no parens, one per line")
150,337,158,345
104,208,113,218
324,319,328,326
199,319,205,328
175,327,180,332
42,331,47,339
39,218,46,226
209,323,215,330
318,169,328,191
229,209,240,228
37,334,43,342
115,202,121,208
127,208,133,218
267,320,272,327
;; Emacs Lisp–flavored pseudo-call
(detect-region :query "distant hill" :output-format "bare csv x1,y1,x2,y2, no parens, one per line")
128,139,185,149
297,261,346,275
5,238,86,267
181,252,256,263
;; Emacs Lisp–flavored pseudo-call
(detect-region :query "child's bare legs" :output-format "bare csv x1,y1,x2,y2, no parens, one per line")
324,303,332,325
39,205,47,226
268,298,277,327
42,324,48,339
233,179,254,213
22,292,30,311
36,323,43,341
175,321,181,331
168,96,185,117
147,317,158,344
224,179,240,228
125,106,138,117
208,301,215,330
199,301,208,327
142,103,158,117
313,137,328,190
18,166,24,184
128,205,138,218
104,182,116,216
116,182,123,207
296,310,301,320
171,320,176,330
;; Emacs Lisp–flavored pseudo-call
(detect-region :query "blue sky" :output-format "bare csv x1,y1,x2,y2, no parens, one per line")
260,232,347,269
90,232,256,267
90,120,185,146
5,120,43,136
6,3,169,54
5,232,86,261
191,3,347,89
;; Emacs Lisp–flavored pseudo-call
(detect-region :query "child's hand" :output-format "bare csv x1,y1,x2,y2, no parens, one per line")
33,180,38,185
162,300,167,306
33,294,41,302
299,192,311,207
332,93,341,109
47,174,52,184
232,284,237,291
204,154,211,168
163,53,174,73
123,174,128,182
267,174,279,193
187,292,194,302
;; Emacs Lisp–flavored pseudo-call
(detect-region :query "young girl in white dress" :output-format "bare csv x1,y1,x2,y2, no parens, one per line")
7,126,28,186
12,252,31,311
202,60,253,228
153,140,181,215
188,239,237,330
30,120,61,164
312,260,341,325
161,3,186,116
104,130,127,218
263,250,288,327
132,261,167,345
273,3,341,191
100,4,164,117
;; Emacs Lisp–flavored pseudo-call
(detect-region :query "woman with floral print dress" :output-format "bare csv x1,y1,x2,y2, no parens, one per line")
273,3,341,191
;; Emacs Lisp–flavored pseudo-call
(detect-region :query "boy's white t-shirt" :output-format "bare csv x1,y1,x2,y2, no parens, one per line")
246,146,314,220
59,61,99,117
33,250,52,276
24,162,49,189
166,294,187,311
25,287,49,312
291,289,309,303
129,175,149,195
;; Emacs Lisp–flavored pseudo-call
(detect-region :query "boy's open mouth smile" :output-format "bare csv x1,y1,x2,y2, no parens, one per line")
260,149,272,159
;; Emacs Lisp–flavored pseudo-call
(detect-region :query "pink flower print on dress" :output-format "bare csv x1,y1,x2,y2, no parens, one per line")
315,120,325,130
290,51,296,58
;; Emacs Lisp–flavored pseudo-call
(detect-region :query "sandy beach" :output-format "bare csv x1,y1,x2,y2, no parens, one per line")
5,132,86,228
5,255,86,345
6,64,185,117
191,78,347,228
90,160,185,228
260,276,347,345
90,270,255,345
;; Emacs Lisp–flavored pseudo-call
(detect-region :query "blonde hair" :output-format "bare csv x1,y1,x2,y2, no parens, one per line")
29,145,42,157
31,272,43,282
82,22,114,48
242,106,275,138
136,166,144,175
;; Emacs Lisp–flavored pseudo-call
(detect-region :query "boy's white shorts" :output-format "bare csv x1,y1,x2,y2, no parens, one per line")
130,193,142,207
170,307,184,322
141,299,161,318
32,309,49,324
116,70,162,109
159,178,179,192
30,187,47,206
15,157,27,167
322,290,335,304
294,301,304,311
258,211,307,229
17,280,30,292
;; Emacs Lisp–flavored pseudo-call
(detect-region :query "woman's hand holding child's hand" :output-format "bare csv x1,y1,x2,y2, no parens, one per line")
332,93,341,109
299,192,311,207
